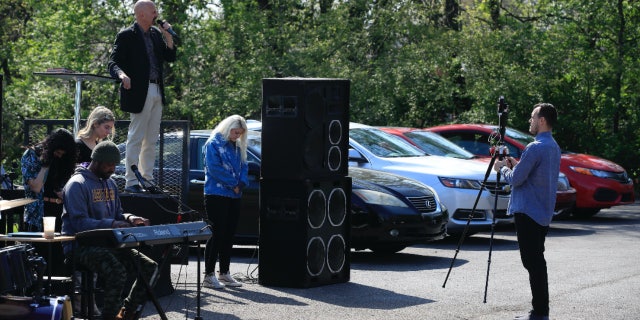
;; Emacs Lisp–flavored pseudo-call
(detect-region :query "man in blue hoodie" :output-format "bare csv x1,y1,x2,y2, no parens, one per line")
62,141,156,320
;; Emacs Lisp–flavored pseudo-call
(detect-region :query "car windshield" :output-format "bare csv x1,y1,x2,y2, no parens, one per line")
505,127,535,145
404,131,475,159
247,131,262,154
350,127,425,158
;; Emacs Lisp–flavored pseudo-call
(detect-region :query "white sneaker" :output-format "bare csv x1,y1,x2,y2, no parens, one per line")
218,272,242,287
202,273,225,289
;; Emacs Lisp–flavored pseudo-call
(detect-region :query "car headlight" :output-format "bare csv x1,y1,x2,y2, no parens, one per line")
557,174,571,191
438,177,482,189
352,189,409,207
569,166,618,179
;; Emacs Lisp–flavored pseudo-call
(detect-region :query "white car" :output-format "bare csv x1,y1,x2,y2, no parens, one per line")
348,123,511,235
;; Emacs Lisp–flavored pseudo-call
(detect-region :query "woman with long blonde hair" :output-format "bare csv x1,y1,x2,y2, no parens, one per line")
76,106,116,165
202,115,249,289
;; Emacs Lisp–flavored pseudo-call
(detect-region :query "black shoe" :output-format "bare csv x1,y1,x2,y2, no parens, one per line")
514,312,549,320
124,185,144,193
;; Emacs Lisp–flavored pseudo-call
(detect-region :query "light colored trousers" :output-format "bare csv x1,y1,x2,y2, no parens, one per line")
125,83,163,187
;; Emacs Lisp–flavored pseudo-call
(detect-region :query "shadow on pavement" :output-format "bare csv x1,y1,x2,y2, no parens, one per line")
162,279,435,318
350,250,466,271
427,233,519,252
249,282,434,309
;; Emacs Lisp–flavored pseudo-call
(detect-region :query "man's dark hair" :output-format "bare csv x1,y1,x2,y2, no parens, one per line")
535,103,557,128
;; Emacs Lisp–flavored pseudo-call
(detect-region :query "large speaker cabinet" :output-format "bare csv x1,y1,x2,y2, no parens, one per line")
261,78,350,180
258,178,351,288
259,77,351,288
260,77,351,288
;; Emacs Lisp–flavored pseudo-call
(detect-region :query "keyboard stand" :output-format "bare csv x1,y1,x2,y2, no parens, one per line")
195,239,204,320
130,243,172,320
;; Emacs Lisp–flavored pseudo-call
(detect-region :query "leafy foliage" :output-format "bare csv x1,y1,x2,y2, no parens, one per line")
1,0,639,192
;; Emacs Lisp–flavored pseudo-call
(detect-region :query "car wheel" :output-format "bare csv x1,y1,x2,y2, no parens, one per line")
369,245,407,255
572,208,601,218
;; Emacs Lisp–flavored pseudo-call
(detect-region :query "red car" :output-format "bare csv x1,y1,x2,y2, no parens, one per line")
380,127,577,218
425,124,635,217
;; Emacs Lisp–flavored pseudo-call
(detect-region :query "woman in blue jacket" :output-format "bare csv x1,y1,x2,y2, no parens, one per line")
202,115,249,289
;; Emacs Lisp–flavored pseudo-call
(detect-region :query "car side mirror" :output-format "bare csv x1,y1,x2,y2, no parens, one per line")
348,149,367,163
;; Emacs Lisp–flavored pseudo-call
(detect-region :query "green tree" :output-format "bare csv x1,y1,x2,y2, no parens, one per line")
0,0,638,192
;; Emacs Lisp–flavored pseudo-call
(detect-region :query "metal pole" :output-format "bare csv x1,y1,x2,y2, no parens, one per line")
73,78,82,136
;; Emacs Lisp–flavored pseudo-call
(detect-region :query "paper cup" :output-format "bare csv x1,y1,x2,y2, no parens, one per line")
43,216,56,239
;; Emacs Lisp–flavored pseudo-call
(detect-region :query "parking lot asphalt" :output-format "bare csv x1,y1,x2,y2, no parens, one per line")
138,202,640,320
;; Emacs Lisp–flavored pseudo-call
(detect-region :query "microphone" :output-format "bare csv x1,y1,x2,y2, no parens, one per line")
131,164,146,189
156,19,178,38
130,165,162,194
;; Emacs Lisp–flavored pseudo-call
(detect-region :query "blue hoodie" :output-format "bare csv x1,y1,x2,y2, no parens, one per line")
61,166,128,254
203,133,248,199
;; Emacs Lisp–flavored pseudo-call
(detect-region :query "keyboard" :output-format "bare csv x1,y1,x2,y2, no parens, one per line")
74,221,212,248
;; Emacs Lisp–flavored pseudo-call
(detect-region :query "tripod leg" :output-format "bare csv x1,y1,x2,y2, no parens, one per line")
443,152,499,288
130,247,170,320
483,166,503,303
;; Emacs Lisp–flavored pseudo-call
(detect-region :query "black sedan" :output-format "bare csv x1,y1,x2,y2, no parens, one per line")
115,130,449,254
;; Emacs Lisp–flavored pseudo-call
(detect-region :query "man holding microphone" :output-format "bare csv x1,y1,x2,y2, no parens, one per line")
108,0,177,194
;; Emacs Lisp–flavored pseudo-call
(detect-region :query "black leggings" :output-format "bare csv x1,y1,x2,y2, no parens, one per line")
204,195,241,275
514,213,550,316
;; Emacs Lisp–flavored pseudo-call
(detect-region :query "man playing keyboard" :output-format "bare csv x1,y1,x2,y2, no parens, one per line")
61,141,156,320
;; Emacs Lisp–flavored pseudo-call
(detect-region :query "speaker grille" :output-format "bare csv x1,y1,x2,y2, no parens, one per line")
328,187,347,227
328,119,342,145
307,190,326,229
327,234,346,273
306,237,326,276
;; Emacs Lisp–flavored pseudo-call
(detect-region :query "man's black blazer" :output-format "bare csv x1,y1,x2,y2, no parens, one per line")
108,23,177,113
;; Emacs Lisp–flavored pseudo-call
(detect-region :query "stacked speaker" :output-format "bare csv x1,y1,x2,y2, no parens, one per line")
259,78,351,288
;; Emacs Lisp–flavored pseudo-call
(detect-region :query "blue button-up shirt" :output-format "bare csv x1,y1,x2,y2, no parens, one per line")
500,131,561,226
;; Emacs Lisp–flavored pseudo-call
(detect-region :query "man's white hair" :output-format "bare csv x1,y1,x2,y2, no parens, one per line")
134,0,154,15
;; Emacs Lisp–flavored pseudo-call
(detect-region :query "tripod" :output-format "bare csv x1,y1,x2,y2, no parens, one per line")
442,96,509,303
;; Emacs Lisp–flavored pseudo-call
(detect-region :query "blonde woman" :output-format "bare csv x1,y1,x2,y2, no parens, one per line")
202,115,249,289
76,106,116,165
73,106,114,317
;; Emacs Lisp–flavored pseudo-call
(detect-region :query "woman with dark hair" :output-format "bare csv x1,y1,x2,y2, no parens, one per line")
21,128,77,231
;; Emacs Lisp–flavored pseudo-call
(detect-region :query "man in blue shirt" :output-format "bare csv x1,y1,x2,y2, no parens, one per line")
494,103,561,320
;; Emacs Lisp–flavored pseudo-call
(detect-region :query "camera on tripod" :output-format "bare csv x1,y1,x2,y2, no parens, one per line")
488,96,510,161
442,96,512,303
